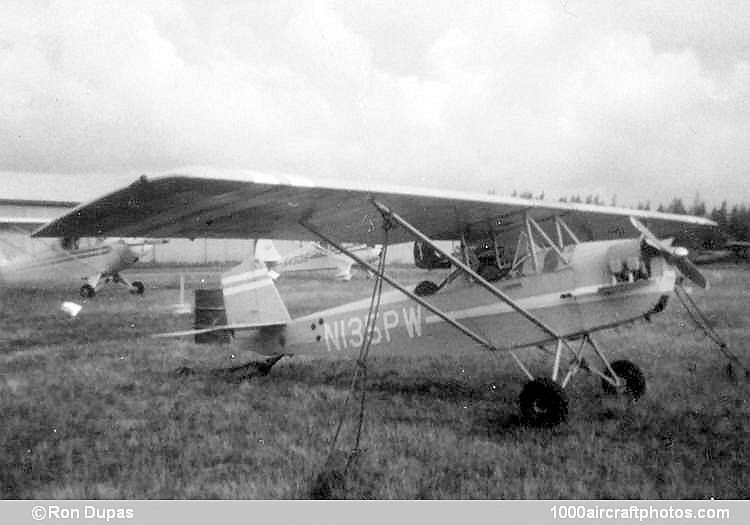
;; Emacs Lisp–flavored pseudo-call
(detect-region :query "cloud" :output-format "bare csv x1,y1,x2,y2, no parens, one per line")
0,0,748,206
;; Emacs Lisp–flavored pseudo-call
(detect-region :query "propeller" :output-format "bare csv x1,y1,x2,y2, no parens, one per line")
629,217,709,289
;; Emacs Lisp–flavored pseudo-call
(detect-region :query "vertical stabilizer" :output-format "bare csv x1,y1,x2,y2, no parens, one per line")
221,259,291,326
254,239,282,263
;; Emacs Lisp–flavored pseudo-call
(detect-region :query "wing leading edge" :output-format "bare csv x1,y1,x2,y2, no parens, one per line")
33,170,717,245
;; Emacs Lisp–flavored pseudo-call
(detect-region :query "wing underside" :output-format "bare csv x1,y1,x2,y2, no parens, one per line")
33,171,717,245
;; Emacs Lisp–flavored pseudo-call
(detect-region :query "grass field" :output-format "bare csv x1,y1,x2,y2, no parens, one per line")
1,265,748,499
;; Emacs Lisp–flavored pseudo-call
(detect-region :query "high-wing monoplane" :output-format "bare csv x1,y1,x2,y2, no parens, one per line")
257,239,381,280
35,171,719,425
1,199,151,297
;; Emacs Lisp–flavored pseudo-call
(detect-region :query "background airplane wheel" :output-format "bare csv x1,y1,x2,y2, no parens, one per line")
602,360,646,399
131,281,145,295
478,264,501,282
414,280,439,296
80,284,95,298
519,378,568,427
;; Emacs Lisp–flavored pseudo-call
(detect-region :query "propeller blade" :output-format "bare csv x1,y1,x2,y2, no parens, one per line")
630,216,709,289
673,256,709,289
630,217,660,245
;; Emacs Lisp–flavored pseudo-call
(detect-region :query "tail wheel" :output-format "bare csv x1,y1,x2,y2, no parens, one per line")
519,378,568,427
80,284,95,298
602,360,646,399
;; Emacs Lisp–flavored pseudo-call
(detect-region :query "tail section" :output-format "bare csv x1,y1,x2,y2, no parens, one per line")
253,239,282,264
221,258,291,326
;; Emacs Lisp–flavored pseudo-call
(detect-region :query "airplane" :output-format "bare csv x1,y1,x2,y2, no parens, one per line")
35,171,719,426
1,198,151,297
256,239,382,280
726,240,750,261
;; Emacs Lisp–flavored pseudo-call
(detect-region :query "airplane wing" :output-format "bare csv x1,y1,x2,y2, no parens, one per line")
0,217,54,231
1,198,78,233
33,170,717,245
726,240,750,248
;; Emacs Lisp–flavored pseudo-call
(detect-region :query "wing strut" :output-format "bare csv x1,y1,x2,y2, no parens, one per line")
300,220,536,380
369,199,628,389
371,200,576,348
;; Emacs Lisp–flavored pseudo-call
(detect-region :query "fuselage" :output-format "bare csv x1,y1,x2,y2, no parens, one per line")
244,239,675,357
0,239,139,289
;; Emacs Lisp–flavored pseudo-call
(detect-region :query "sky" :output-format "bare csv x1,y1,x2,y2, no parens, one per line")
1,0,749,207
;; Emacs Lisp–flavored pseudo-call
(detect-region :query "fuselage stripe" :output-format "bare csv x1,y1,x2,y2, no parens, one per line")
223,278,275,296
221,268,269,286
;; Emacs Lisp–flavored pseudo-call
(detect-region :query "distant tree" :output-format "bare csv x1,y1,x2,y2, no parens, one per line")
710,200,728,229
667,197,687,214
728,205,750,241
689,193,707,217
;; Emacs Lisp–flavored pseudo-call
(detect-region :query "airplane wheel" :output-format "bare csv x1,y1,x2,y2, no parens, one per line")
80,284,95,298
478,264,501,282
519,378,568,427
415,280,439,296
602,360,646,399
131,281,145,295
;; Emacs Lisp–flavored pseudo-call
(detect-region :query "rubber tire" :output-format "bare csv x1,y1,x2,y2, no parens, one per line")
519,378,568,427
602,360,646,400
414,280,439,296
80,284,95,298
131,281,145,295
478,264,502,282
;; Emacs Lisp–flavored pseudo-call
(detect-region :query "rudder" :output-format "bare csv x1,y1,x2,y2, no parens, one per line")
221,258,291,326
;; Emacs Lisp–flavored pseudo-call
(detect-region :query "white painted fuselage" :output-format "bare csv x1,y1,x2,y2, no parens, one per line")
242,239,675,357
0,239,139,289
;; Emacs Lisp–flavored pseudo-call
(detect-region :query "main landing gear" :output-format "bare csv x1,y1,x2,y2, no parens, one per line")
516,335,647,427
517,360,646,427
79,274,145,298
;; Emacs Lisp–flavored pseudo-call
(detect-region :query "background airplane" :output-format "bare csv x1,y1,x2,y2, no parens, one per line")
35,171,723,426
0,199,151,297
255,239,381,280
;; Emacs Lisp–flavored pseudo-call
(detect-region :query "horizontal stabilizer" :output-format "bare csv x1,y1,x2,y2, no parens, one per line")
153,322,286,339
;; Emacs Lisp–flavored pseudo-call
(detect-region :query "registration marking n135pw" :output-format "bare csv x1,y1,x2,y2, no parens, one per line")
323,306,423,352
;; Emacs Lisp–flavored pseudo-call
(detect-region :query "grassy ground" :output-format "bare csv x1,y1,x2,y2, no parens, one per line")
1,265,748,499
